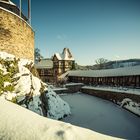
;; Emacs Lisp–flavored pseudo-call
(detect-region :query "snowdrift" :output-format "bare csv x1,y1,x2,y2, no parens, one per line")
0,98,122,140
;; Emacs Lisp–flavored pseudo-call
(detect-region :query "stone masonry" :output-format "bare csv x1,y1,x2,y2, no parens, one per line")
0,7,34,60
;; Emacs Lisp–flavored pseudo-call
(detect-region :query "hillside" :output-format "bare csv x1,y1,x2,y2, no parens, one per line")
77,59,140,70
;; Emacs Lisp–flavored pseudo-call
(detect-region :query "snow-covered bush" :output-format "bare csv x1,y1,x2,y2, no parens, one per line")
47,87,71,119
0,57,18,95
0,51,70,119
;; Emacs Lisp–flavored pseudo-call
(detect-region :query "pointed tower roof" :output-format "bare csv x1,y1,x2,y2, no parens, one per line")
54,48,74,61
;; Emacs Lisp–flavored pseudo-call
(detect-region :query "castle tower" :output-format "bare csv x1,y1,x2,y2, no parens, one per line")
0,0,34,60
53,48,75,76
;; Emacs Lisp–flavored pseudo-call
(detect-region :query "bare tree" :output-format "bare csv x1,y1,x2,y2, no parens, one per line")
95,58,109,69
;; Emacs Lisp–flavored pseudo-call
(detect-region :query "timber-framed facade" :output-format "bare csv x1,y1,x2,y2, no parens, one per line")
35,48,75,83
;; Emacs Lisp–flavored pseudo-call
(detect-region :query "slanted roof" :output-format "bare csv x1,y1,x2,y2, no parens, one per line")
35,59,53,69
58,71,69,79
55,53,63,60
68,65,140,77
54,48,74,61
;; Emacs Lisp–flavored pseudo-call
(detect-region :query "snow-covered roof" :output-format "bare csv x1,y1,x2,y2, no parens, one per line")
58,71,69,79
54,48,75,61
55,53,63,60
35,59,53,69
0,0,16,6
69,65,140,77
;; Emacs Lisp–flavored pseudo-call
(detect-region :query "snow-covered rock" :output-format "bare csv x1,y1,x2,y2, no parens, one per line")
0,98,122,140
121,98,140,116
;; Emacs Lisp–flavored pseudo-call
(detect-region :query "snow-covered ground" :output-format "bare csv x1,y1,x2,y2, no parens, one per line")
61,93,140,140
0,98,122,140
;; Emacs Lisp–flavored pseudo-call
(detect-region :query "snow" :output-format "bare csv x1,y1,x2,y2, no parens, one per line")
58,71,69,79
121,98,140,116
112,61,139,68
53,88,68,91
14,73,31,94
28,75,44,115
69,65,140,77
4,82,11,87
0,51,72,119
82,86,140,95
47,87,71,120
65,83,84,86
0,64,4,71
13,59,46,115
35,59,53,69
54,48,74,61
3,91,17,101
0,51,15,60
32,75,42,95
0,63,8,75
82,86,140,116
55,53,63,60
0,98,122,140
61,93,140,139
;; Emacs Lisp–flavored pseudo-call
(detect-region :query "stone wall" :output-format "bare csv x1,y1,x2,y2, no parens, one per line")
81,88,140,103
0,7,34,60
65,84,84,93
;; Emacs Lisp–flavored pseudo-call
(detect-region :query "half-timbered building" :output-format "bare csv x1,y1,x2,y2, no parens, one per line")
35,48,75,83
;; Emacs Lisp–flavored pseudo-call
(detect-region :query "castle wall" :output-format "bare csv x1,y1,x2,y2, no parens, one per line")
0,7,34,60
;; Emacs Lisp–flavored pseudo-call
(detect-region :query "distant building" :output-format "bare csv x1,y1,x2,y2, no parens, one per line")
35,48,75,83
53,48,75,76
35,59,54,83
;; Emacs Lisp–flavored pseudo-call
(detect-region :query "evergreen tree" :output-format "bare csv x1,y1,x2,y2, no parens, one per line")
34,48,43,61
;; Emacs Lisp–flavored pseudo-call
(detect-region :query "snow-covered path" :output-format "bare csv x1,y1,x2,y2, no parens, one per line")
61,93,140,140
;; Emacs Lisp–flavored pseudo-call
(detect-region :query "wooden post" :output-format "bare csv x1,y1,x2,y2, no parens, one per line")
139,76,140,87
134,76,137,88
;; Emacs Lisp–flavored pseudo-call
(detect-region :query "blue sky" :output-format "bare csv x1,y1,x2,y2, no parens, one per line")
13,0,140,65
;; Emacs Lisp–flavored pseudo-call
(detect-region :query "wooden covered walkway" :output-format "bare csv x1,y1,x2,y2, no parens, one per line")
68,66,140,88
